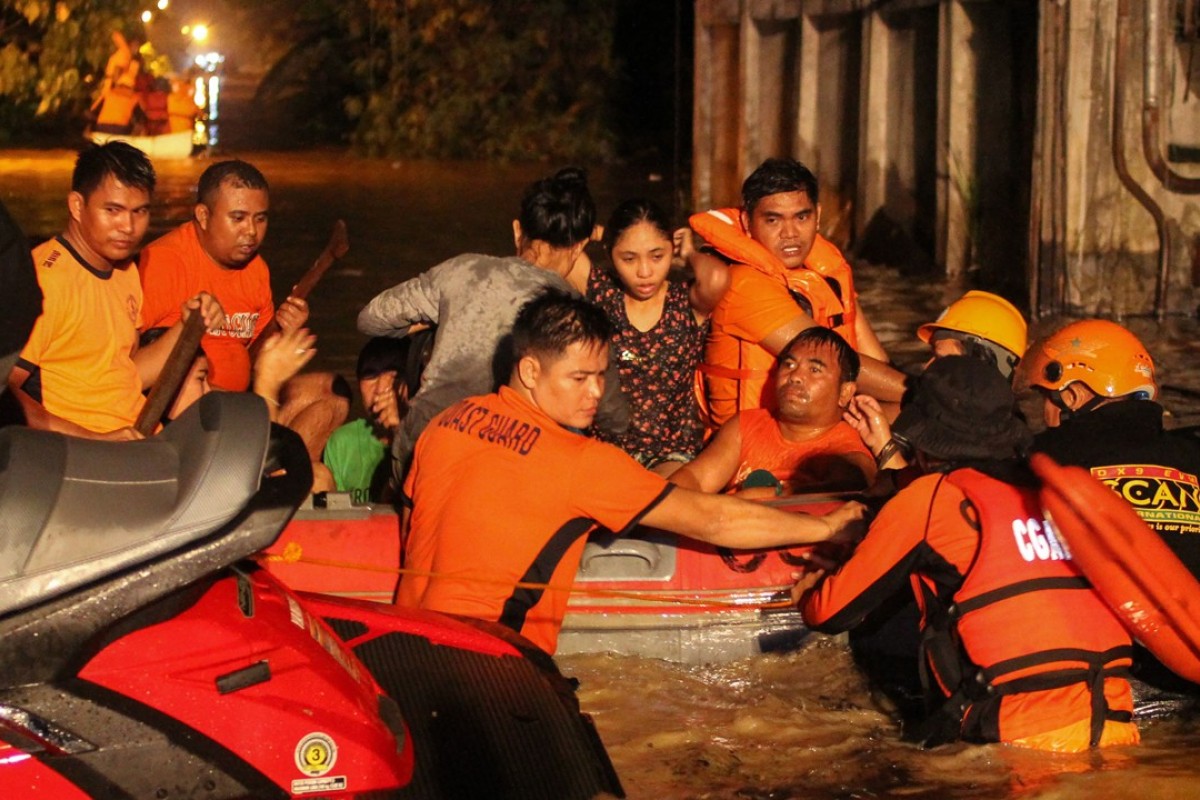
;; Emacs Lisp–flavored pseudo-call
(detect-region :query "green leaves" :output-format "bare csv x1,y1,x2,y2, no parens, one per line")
338,0,617,160
0,0,140,136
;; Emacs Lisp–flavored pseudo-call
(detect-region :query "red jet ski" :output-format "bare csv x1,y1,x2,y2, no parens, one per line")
0,392,622,799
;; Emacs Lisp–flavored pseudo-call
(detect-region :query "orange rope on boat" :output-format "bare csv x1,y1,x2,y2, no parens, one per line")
256,542,798,611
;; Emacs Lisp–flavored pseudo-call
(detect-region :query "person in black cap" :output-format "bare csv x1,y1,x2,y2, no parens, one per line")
794,356,1139,752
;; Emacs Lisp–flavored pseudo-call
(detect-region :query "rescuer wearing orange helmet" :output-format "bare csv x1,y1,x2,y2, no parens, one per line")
1023,319,1200,700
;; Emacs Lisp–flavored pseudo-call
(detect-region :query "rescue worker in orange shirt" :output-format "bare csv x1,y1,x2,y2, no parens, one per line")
693,158,907,428
92,31,143,134
671,326,874,496
7,143,222,440
796,356,1138,752
399,288,866,655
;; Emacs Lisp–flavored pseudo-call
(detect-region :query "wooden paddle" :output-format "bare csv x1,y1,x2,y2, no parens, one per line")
134,311,206,436
257,219,350,341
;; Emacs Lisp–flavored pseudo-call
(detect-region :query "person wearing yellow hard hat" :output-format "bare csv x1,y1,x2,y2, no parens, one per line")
836,292,1031,728
846,290,1029,473
917,290,1028,382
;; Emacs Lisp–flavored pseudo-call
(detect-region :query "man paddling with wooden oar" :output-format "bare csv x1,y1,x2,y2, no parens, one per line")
7,142,223,440
139,160,349,466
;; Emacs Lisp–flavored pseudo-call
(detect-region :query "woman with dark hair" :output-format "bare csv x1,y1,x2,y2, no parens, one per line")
587,198,728,474
358,167,628,480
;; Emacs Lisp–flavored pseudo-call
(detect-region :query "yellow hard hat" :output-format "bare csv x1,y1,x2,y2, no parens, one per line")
917,290,1028,358
1021,319,1157,400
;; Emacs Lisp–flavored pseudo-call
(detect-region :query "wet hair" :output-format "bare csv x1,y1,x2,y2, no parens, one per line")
741,157,819,216
197,160,269,207
357,331,435,398
517,167,595,249
779,327,860,383
603,198,673,251
512,288,611,364
72,142,156,198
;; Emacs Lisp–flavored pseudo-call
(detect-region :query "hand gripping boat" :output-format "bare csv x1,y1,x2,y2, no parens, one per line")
1031,452,1200,684
0,393,623,799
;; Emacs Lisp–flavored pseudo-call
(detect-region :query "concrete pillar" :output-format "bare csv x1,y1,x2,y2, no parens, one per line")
857,11,892,237
737,1,763,182
693,6,715,210
937,0,977,278
795,12,821,170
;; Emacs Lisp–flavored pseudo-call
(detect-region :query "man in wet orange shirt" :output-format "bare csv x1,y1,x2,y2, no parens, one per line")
398,289,865,655
671,326,874,495
694,158,907,427
8,142,221,439
139,159,347,460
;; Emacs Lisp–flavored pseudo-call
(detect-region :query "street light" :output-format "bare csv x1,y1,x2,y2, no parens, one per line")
192,24,209,43
157,0,169,9
141,10,152,23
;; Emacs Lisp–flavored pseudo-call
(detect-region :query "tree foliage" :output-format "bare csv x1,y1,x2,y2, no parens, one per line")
338,0,617,160
0,0,141,139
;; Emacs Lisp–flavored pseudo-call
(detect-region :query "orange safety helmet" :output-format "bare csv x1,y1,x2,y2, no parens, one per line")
1022,319,1157,400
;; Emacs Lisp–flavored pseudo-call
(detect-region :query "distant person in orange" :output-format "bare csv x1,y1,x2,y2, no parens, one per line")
7,142,222,440
92,31,143,134
693,158,907,427
398,288,865,655
671,327,874,496
797,356,1137,752
139,159,349,461
166,77,199,134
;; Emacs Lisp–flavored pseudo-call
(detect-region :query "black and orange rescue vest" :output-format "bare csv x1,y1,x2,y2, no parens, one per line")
690,208,858,426
916,469,1134,747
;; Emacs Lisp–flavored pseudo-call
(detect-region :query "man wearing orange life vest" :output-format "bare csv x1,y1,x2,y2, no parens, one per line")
693,158,906,428
797,356,1138,752
671,326,874,496
398,288,866,655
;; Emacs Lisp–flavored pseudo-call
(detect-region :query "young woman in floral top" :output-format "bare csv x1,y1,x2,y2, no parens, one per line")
587,199,728,475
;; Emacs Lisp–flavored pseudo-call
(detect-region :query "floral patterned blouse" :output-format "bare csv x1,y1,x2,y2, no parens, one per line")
587,266,707,465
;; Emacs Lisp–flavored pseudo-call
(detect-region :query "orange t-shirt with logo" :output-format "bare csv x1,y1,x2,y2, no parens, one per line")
732,408,874,491
139,221,275,392
399,386,673,654
17,237,145,433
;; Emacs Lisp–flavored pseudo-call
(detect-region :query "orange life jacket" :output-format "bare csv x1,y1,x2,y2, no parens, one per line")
167,89,198,133
918,470,1134,747
95,86,139,131
689,208,859,427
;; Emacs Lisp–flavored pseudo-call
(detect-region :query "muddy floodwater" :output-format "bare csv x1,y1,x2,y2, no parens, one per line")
4,149,1200,799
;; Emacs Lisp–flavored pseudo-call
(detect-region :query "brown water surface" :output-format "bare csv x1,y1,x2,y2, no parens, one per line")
4,149,1200,799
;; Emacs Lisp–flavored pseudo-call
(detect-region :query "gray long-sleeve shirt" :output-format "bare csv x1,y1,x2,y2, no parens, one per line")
358,253,628,479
